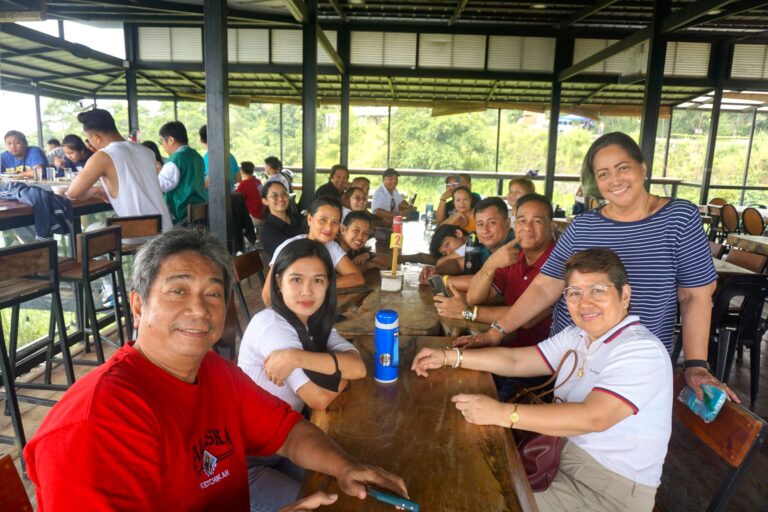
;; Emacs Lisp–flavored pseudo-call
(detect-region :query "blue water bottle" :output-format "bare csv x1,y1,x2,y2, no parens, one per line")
374,309,399,383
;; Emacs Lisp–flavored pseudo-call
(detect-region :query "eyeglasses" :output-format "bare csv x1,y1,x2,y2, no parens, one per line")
562,283,615,304
158,137,166,144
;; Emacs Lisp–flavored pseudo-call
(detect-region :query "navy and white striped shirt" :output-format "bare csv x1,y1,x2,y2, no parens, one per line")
541,199,717,351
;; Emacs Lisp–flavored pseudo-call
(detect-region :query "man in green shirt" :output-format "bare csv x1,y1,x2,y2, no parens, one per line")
158,121,208,224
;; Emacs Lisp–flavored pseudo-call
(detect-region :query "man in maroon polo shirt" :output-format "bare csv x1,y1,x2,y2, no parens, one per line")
434,193,556,349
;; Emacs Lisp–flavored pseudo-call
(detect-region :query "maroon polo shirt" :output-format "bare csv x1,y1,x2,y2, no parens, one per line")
492,241,556,348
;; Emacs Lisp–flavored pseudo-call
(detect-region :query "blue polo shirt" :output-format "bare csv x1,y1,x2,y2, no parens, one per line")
203,153,239,189
479,228,515,264
1,146,47,175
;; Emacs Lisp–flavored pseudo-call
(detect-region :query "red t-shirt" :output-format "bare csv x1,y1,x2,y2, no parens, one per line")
236,177,263,220
24,344,302,511
492,241,556,348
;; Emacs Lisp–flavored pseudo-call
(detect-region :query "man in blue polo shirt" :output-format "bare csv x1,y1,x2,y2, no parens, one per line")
199,125,239,190
2,130,47,178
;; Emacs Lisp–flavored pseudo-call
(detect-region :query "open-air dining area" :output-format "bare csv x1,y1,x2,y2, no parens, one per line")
2,1,768,512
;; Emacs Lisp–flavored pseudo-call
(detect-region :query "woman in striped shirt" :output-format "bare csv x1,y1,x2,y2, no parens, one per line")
455,132,734,402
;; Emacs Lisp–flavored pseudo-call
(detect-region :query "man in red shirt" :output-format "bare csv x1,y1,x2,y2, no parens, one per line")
434,193,556,348
23,228,408,511
235,160,264,226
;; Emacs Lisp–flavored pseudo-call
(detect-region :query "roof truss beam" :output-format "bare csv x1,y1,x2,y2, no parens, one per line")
556,0,619,29
559,0,737,81
449,0,470,26
327,0,347,22
284,0,344,73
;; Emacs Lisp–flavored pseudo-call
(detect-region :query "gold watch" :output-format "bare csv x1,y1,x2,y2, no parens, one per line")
508,404,520,428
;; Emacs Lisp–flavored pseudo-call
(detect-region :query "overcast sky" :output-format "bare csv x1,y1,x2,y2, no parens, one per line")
1,20,125,144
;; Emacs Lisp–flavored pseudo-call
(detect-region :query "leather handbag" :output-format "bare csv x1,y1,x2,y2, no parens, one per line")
508,349,578,492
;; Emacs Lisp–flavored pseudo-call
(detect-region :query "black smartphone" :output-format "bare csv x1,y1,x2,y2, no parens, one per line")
409,193,417,206
428,274,452,297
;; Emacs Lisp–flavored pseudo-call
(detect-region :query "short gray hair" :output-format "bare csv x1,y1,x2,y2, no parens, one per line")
130,227,234,301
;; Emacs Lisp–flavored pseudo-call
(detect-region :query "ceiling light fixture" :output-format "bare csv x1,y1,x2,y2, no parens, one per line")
531,3,547,9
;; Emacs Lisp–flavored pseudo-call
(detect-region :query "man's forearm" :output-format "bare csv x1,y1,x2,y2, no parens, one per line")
278,421,357,478
475,305,509,324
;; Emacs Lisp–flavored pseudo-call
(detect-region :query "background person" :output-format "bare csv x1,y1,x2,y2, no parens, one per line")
506,177,536,221
2,130,46,178
158,121,208,224
350,176,370,198
413,248,672,512
371,168,412,224
439,186,476,232
262,196,364,305
338,211,389,270
454,132,728,402
24,227,408,511
261,180,303,261
141,140,165,172
65,109,172,231
53,134,93,176
265,155,292,192
315,164,349,200
235,161,264,227
199,124,240,190
46,138,65,165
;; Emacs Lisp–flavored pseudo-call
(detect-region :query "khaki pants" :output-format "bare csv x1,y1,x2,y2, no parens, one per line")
535,441,658,512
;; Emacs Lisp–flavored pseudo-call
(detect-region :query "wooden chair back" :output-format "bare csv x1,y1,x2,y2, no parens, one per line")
708,197,727,206
726,249,767,273
667,369,766,511
0,454,33,512
106,214,162,239
213,297,241,362
0,240,56,284
720,204,739,233
75,226,121,262
709,241,724,259
741,207,765,236
187,202,209,227
234,251,266,283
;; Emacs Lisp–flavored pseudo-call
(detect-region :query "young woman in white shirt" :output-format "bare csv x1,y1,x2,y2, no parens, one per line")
262,196,364,305
239,238,366,512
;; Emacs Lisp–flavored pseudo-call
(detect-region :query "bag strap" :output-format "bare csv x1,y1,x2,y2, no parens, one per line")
510,349,578,403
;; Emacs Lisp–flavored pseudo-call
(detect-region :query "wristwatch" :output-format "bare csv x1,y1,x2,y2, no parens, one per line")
508,404,520,428
462,307,474,321
683,359,710,372
490,321,507,337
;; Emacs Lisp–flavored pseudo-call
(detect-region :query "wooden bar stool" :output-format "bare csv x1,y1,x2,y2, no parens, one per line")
58,226,130,364
0,240,75,452
106,214,163,332
187,202,209,228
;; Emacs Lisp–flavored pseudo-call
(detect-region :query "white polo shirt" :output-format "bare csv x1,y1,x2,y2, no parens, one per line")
371,184,404,213
238,309,356,411
269,234,347,268
536,315,672,487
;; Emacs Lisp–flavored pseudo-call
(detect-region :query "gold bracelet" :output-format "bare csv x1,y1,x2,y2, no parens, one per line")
471,305,478,322
482,266,493,279
442,275,450,286
456,347,464,368
442,349,448,367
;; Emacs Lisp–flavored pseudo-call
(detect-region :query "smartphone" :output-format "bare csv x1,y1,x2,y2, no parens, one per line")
366,486,420,511
428,274,453,297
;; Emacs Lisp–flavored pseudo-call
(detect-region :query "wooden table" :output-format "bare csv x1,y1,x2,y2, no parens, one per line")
300,335,537,512
726,234,768,257
713,257,755,277
335,265,442,336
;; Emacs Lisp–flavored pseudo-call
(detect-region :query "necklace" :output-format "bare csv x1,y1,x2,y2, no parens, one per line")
577,338,600,378
603,194,659,222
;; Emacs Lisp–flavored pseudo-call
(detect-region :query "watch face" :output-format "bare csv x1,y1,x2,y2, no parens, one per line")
509,411,520,425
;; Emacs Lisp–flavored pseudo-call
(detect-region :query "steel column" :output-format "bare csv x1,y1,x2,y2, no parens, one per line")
700,41,731,206
386,106,392,167
279,103,284,162
639,0,670,184
495,108,502,195
339,28,351,167
204,0,234,251
173,97,178,121
662,108,673,177
124,23,140,136
34,85,44,149
301,0,318,209
545,36,573,201
740,109,758,205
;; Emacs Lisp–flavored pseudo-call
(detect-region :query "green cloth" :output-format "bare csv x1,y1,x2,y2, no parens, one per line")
165,145,208,223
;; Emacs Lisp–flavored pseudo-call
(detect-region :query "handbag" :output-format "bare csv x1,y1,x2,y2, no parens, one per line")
507,349,578,492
